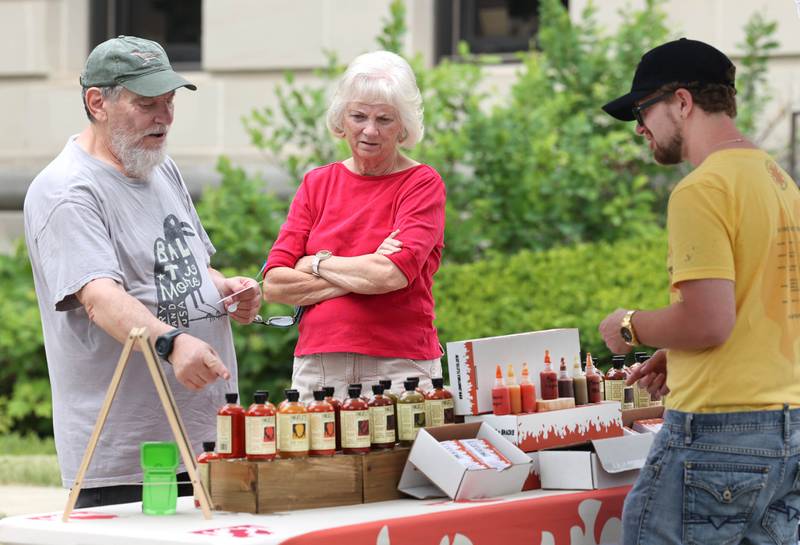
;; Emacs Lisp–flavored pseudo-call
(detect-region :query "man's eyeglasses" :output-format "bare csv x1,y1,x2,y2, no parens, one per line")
252,306,305,328
632,92,671,127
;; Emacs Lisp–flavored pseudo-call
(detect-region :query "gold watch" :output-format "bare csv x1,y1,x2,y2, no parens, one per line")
620,310,639,346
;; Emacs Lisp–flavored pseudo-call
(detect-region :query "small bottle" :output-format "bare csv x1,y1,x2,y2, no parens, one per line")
605,356,627,405
585,353,604,404
505,364,522,414
406,376,426,396
633,353,651,408
539,350,559,400
194,441,218,508
557,357,574,398
217,393,245,459
341,387,371,454
245,391,276,461
491,364,511,416
369,384,396,449
323,386,342,451
572,356,588,406
397,380,426,447
307,389,336,456
426,377,455,426
622,385,635,410
277,389,309,459
379,379,399,418
519,362,537,413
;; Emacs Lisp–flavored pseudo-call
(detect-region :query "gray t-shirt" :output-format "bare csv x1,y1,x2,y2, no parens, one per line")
24,137,238,488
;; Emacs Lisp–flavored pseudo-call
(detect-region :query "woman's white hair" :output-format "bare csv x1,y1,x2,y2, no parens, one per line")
326,50,424,148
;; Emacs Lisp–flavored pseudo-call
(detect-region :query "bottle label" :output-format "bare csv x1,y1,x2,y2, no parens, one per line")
426,399,446,427
245,415,276,455
635,385,651,408
443,398,455,424
310,412,336,451
370,405,396,444
398,402,426,441
217,415,232,454
606,379,626,403
341,410,371,448
278,413,309,452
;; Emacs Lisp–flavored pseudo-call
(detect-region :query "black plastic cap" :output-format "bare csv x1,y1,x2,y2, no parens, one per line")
313,389,326,401
254,392,267,404
406,376,420,386
379,379,392,390
323,386,335,397
285,390,300,402
225,393,238,404
372,384,384,395
432,377,444,389
348,387,361,399
612,356,626,368
403,380,415,391
202,441,215,452
349,383,362,395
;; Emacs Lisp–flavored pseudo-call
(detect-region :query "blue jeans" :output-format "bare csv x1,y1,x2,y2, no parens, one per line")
623,406,800,545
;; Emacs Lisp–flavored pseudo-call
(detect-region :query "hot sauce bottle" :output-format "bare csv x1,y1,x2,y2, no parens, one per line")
397,380,426,447
572,356,588,406
379,379,399,418
194,441,218,508
369,384,396,449
557,357,574,399
323,386,342,451
633,353,652,408
539,350,559,400
585,353,604,404
491,364,511,416
277,389,309,459
245,391,276,461
605,356,627,405
217,393,245,459
425,377,455,426
505,364,522,415
308,389,336,456
519,362,537,413
341,387,371,454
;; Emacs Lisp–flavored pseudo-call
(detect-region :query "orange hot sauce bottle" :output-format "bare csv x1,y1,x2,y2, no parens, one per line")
217,393,245,459
519,362,537,413
506,364,522,414
194,441,218,508
245,391,276,461
277,389,309,459
539,351,559,400
492,364,511,416
341,387,371,454
369,384,396,449
308,390,336,456
425,377,455,425
323,386,342,451
585,353,604,404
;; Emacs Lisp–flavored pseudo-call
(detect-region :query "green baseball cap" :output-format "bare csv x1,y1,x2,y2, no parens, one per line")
80,35,196,97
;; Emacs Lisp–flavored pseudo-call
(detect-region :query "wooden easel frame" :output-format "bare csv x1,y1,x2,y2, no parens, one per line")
62,327,213,521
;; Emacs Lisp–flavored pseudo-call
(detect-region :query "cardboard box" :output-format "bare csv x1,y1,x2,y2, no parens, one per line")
209,447,409,513
622,404,665,427
446,329,581,416
538,433,654,490
398,422,531,501
464,401,623,452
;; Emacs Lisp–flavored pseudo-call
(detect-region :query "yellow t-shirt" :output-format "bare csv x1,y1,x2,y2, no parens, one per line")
665,149,800,413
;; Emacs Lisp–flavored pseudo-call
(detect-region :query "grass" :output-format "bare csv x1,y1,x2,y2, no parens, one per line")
0,433,56,455
0,434,60,487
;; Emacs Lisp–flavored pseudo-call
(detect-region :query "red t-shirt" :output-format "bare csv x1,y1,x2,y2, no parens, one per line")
265,162,445,359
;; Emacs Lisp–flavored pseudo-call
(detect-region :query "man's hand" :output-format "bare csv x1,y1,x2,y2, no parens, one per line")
170,333,231,390
599,308,633,354
375,229,402,255
220,276,261,324
626,349,669,399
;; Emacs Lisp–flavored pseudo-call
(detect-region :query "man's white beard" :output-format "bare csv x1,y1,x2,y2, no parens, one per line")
109,124,168,180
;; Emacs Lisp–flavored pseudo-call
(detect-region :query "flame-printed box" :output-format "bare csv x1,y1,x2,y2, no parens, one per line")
464,402,623,453
446,329,581,416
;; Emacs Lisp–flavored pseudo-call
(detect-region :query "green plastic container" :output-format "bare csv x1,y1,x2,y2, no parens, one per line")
140,442,178,515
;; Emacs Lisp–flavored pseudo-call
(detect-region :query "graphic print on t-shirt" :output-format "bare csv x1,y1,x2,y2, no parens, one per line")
153,214,219,327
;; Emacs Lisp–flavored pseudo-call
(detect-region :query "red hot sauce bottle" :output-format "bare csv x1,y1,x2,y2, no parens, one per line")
245,391,276,461
539,350,559,401
369,384,396,449
308,389,336,456
341,387,371,454
323,386,342,451
217,393,245,459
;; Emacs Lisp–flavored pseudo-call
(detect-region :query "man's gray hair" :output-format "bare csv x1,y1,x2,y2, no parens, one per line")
82,85,124,122
326,51,424,148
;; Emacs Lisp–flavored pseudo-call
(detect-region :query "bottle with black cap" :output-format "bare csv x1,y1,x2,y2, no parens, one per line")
341,387,371,454
194,441,218,508
632,353,651,408
604,356,627,405
397,380,426,447
323,386,342,451
368,384,396,449
245,391,276,461
308,390,336,456
425,377,454,426
277,389,308,458
217,393,244,459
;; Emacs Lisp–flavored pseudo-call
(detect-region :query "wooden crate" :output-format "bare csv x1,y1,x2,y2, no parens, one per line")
209,447,410,513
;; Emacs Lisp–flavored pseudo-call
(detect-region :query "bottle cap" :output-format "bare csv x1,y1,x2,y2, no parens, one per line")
285,390,300,402
323,386,335,397
348,387,361,399
544,349,551,364
225,393,238,404
202,441,215,452
348,383,362,396
612,356,626,368
432,377,444,389
253,392,267,404
312,390,326,401
635,353,650,363
379,379,392,390
403,380,416,391
406,376,420,386
372,384,385,395
254,390,270,402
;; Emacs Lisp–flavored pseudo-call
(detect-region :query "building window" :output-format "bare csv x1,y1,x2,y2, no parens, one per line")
436,0,568,61
89,0,201,68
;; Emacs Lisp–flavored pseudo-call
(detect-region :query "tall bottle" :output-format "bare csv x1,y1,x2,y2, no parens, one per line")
557,357,574,398
519,362,537,413
217,393,245,459
504,364,522,414
397,380,426,447
277,389,309,458
323,386,342,451
245,391,276,461
426,377,455,426
604,356,627,405
369,384,396,449
194,441,218,508
633,353,651,408
540,350,559,400
308,389,336,456
341,387,371,454
492,364,511,416
572,356,588,406
585,353,604,404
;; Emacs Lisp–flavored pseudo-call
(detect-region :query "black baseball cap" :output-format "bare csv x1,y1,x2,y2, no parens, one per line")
602,38,735,121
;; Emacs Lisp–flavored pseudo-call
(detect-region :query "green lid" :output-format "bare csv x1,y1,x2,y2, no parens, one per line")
140,441,178,469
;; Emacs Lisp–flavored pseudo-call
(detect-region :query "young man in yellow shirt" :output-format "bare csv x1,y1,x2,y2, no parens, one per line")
600,38,800,545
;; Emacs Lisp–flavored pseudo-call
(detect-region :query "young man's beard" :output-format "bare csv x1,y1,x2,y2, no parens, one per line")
109,123,168,179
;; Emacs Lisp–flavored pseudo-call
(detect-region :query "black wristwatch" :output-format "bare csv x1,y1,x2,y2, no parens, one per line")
155,328,187,362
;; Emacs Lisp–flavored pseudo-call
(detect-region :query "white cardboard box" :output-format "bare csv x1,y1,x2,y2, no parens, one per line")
464,401,623,452
538,433,655,490
397,422,532,501
446,329,581,416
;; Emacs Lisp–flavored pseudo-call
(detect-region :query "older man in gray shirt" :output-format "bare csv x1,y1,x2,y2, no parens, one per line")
23,36,261,507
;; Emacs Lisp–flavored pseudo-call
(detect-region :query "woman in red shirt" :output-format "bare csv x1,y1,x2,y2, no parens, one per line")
262,50,445,402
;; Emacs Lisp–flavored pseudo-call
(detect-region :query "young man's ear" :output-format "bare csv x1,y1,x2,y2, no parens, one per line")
674,88,694,119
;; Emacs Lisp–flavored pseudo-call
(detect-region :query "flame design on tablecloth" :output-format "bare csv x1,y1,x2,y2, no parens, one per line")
540,498,621,545
518,405,623,451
